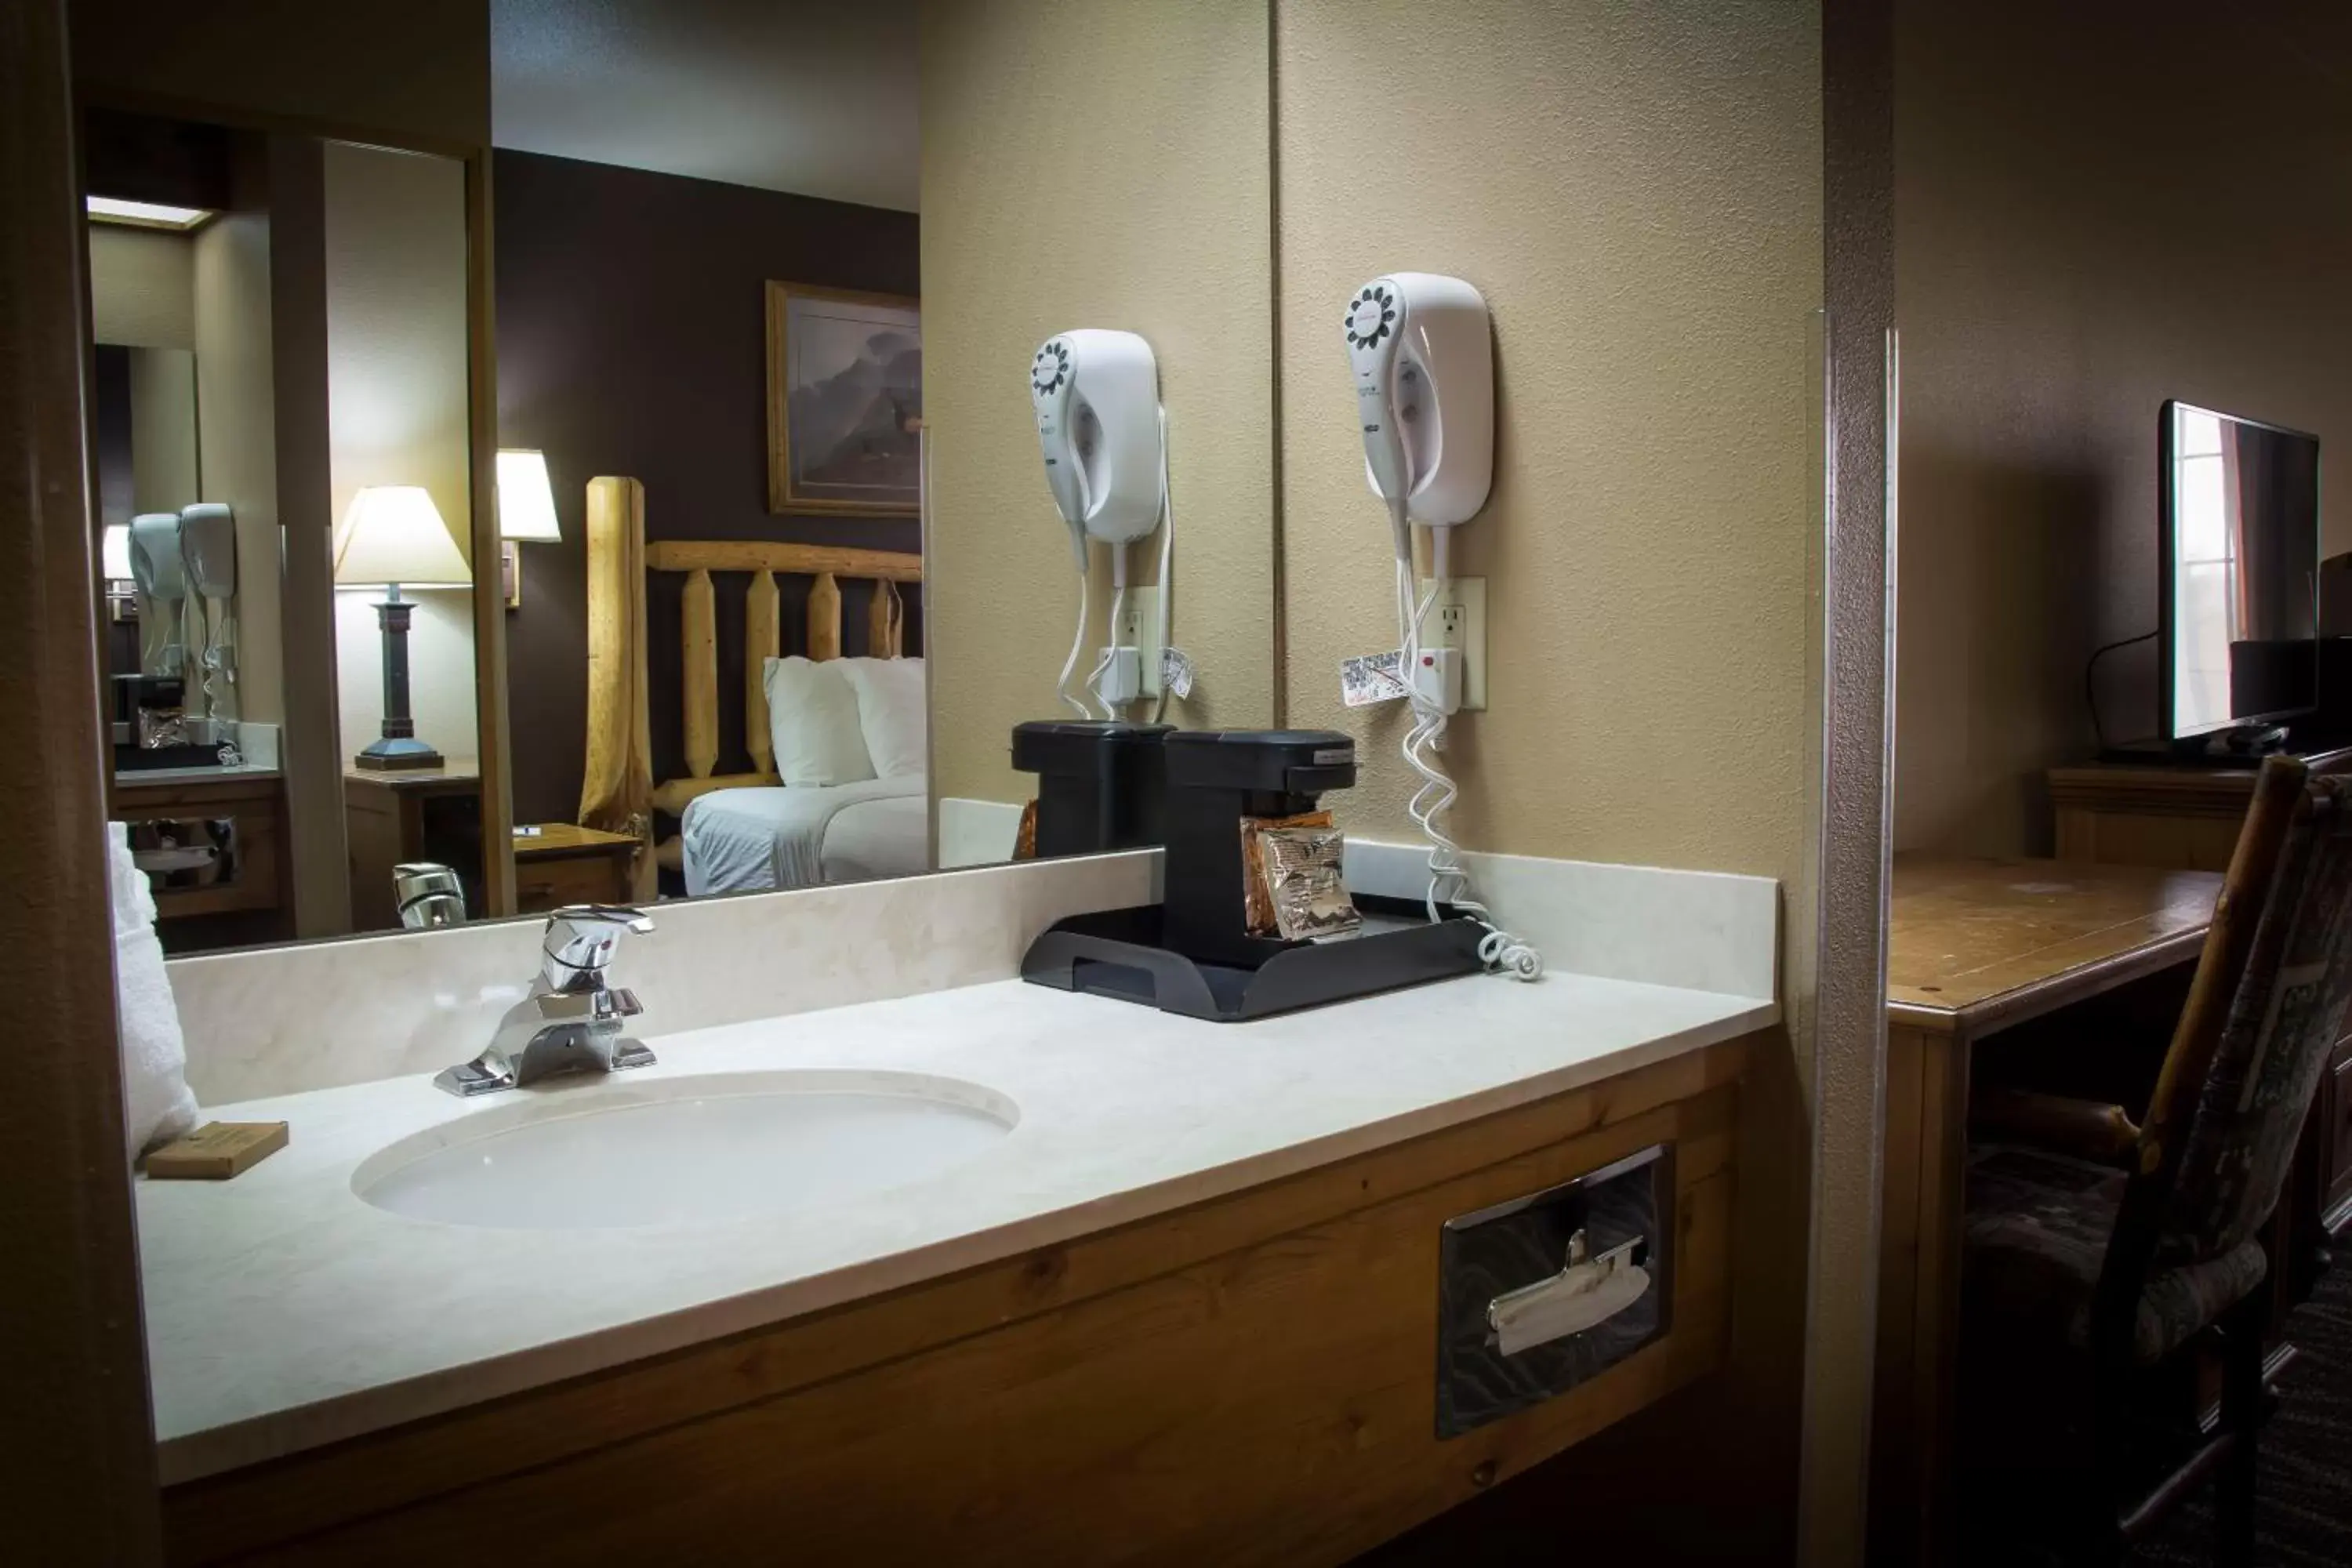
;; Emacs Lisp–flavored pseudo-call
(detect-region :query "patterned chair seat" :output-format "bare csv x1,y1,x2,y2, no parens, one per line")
1963,1144,2269,1366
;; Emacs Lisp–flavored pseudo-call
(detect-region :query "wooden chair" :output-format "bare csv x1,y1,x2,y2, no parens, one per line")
1957,754,2352,1565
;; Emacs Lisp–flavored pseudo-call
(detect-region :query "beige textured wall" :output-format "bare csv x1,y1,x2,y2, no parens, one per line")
1279,0,1821,879
1894,1,2352,854
920,0,1275,808
1278,3,1822,1553
126,349,198,514
87,225,192,349
321,141,477,764
192,209,286,727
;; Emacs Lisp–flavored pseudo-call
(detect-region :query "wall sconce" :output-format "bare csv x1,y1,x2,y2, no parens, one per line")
496,448,561,609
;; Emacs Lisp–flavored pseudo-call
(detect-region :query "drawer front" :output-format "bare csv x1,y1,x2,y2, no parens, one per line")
516,851,630,913
1435,1142,1671,1438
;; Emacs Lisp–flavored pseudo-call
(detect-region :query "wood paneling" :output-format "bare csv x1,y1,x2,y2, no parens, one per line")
162,1039,1754,1566
1,0,164,1553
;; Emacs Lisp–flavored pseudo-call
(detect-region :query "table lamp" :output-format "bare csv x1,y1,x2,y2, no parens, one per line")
496,448,561,609
336,485,471,770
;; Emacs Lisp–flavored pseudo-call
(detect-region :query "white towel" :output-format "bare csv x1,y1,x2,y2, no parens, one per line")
110,823,199,1162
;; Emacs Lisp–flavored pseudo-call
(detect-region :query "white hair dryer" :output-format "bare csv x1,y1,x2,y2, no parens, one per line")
1032,329,1167,717
1345,272,1494,561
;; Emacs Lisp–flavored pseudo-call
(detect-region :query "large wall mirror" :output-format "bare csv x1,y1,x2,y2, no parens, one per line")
496,0,1276,909
85,114,485,951
78,0,1276,952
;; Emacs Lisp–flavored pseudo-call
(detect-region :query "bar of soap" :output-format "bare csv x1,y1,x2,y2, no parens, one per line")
146,1120,289,1181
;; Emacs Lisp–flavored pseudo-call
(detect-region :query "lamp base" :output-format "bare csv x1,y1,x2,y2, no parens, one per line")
354,735,445,771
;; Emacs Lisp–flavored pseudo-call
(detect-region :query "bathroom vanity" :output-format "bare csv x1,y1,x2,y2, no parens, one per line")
141,882,1773,1566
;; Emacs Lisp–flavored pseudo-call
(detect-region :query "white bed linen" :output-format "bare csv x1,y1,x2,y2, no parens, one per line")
681,775,927,895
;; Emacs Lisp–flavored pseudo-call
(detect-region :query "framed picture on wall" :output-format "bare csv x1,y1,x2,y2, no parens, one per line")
765,281,923,516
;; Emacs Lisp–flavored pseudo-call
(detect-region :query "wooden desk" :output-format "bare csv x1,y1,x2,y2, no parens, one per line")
1873,855,2221,1563
344,758,481,931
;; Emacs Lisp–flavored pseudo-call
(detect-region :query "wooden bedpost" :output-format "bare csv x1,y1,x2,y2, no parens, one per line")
746,568,781,776
808,572,843,661
579,477,656,899
682,568,718,778
869,579,904,658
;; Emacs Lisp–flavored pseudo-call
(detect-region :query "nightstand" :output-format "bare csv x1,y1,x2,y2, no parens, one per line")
514,822,642,913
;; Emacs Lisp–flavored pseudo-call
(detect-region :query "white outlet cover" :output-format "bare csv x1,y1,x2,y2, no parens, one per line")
1417,576,1486,710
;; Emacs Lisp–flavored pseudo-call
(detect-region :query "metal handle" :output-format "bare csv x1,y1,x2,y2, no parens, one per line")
541,904,654,991
1486,1229,1650,1356
394,862,466,929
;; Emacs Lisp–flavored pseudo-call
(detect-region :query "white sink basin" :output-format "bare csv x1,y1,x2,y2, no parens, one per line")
352,1069,1018,1231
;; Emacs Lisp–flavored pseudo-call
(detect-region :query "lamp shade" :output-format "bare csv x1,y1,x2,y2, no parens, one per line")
334,486,471,588
496,449,562,543
101,523,133,581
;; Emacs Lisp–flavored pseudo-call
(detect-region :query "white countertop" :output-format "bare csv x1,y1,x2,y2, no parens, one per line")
140,968,1775,1485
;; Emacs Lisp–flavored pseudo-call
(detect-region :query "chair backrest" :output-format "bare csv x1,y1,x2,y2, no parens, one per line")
2108,760,2352,1314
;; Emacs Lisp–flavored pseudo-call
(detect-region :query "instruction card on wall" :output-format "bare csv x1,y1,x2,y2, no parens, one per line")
1340,650,1408,707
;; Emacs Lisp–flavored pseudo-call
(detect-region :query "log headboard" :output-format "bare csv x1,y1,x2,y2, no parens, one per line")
575,476,923,888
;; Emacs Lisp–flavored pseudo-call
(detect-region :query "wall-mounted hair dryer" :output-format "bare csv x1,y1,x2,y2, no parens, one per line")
1032,328,1172,718
1033,328,1163,569
1340,270,1537,980
1345,272,1494,561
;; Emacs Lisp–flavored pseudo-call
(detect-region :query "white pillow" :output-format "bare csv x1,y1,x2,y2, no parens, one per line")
838,656,928,779
762,656,876,786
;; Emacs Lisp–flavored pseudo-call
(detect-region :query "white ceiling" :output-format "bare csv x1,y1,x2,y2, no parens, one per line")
492,0,918,212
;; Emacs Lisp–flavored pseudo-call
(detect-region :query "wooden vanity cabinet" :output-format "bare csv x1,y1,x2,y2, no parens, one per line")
160,1035,1756,1567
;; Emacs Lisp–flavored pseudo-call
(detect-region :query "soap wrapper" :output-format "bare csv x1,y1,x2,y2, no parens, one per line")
1258,825,1361,942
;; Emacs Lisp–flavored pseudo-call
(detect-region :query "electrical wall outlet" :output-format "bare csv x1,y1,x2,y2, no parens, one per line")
1417,576,1486,710
1097,647,1143,705
1116,586,1164,697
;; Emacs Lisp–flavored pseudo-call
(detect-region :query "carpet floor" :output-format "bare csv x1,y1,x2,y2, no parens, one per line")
2131,1260,2352,1566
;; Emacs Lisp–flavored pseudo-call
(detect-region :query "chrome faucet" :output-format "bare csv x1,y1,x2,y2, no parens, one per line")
434,906,656,1097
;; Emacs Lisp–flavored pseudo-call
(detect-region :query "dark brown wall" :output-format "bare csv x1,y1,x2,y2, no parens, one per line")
494,150,920,826
71,0,490,151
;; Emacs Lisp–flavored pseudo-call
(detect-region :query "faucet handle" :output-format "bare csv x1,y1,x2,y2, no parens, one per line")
541,904,654,992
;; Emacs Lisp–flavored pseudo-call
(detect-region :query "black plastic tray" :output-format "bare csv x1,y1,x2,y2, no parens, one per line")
1019,903,1486,1022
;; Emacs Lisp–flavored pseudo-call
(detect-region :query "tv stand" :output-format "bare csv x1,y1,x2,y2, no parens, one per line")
2049,743,2352,869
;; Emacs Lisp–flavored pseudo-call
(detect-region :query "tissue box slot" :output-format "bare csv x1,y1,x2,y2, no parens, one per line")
1434,1142,1672,1439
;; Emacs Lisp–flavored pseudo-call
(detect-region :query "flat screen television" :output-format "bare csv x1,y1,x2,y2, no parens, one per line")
2159,401,2321,741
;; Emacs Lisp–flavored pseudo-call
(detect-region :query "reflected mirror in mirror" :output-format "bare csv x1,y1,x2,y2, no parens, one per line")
85,114,485,950
490,0,1276,910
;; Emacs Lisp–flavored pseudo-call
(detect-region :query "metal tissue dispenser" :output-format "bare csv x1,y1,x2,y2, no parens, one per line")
1018,728,1486,1021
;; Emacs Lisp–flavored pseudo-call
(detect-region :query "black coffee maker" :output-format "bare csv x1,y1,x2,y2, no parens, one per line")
1018,727,1486,1022
1009,720,1174,857
1160,729,1355,966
